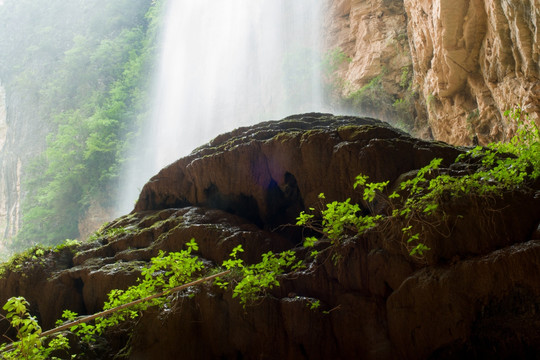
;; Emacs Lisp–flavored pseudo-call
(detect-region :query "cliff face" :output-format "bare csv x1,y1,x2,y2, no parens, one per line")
323,0,417,132
406,0,540,145
1,114,538,359
0,83,6,151
325,0,540,145
0,82,25,247
0,81,9,249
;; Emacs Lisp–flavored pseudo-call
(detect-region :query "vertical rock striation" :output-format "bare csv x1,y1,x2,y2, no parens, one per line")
0,83,46,249
0,83,6,151
0,81,20,248
405,0,540,145
325,0,540,145
0,81,8,250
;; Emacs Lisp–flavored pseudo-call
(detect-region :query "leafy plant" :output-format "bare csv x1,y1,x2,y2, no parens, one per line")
296,175,387,251
0,246,49,278
321,47,351,104
0,297,70,359
1,238,304,357
0,239,82,278
322,47,351,76
219,245,303,307
306,298,321,311
399,66,412,89
61,238,204,343
346,74,386,112
296,107,539,258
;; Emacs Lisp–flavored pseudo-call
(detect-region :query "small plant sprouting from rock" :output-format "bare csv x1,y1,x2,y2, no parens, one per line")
58,238,205,343
217,245,303,307
0,239,304,358
0,297,71,359
296,107,539,258
0,239,81,278
296,180,385,248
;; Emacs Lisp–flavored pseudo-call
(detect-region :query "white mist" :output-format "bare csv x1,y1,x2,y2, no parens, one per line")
118,0,325,213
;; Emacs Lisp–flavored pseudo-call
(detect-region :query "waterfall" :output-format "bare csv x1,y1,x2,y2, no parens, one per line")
118,0,325,213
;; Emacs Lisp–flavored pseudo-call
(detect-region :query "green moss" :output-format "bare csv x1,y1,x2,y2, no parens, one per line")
337,125,379,141
0,245,49,277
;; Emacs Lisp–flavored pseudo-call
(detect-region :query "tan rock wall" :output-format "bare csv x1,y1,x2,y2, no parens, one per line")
325,0,410,91
405,0,540,145
0,83,6,152
323,0,417,131
0,82,19,249
0,82,6,250
326,0,540,145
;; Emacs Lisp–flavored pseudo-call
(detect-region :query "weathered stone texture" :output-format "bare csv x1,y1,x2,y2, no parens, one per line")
1,114,539,359
326,0,540,145
405,0,540,145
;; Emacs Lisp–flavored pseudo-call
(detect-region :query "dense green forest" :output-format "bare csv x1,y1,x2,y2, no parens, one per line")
0,0,163,251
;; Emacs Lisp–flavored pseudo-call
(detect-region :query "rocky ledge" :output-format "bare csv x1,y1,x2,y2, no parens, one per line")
1,113,539,359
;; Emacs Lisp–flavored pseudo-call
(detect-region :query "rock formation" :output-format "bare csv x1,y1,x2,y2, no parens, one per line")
0,82,8,249
324,0,540,145
1,114,539,359
405,0,540,145
0,81,22,246
323,0,416,131
2,0,537,250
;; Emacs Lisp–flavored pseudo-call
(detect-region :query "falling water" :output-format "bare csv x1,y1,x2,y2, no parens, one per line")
118,0,325,213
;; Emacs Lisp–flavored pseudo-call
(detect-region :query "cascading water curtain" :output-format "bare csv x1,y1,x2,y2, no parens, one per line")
118,0,325,213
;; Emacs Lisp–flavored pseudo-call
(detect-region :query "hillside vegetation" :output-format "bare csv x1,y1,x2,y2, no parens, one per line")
0,0,162,251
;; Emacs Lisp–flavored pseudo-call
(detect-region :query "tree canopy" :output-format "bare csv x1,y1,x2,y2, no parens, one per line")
0,0,163,249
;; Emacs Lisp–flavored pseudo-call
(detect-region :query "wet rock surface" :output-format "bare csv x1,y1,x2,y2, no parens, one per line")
1,114,539,359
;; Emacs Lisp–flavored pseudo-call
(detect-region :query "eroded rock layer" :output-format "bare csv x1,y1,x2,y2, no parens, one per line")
1,114,539,359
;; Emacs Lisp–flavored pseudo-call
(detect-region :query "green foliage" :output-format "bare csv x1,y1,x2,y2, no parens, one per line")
62,238,204,342
296,107,539,258
0,246,48,277
426,93,437,111
0,239,81,278
344,70,415,132
296,176,387,250
321,47,351,105
498,107,540,178
88,225,137,241
321,47,415,132
346,74,388,112
6,0,164,251
306,298,321,311
354,174,389,203
0,297,70,359
399,66,412,89
1,239,304,357
391,86,416,133
220,245,303,307
322,47,351,75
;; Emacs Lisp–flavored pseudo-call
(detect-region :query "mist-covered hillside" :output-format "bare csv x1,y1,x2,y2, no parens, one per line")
0,0,161,254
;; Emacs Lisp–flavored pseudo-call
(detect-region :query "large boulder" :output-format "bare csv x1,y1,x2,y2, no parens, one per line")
134,113,461,227
1,113,539,359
